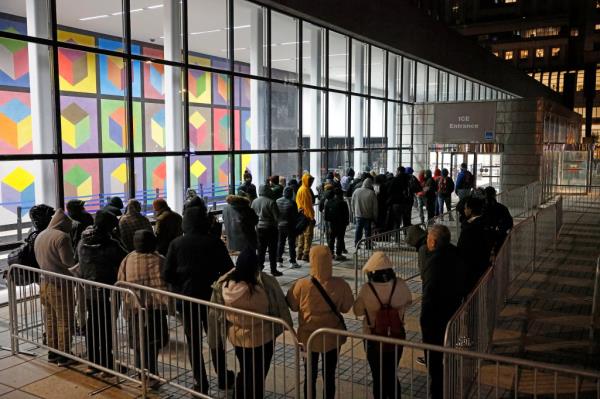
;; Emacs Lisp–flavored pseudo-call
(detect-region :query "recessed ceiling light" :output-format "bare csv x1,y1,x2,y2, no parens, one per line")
79,14,109,21
233,25,251,30
147,4,164,9
191,29,221,35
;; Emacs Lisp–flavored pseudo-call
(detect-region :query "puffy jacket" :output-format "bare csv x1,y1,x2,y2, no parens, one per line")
154,207,183,256
296,174,315,220
324,195,350,227
351,178,378,220
238,181,257,202
69,210,94,256
354,278,412,334
78,226,128,285
223,195,258,251
458,216,493,296
251,185,280,229
163,207,234,300
276,187,298,228
33,209,76,276
286,245,354,352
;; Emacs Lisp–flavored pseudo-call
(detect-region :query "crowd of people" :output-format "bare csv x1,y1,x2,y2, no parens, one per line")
10,162,514,398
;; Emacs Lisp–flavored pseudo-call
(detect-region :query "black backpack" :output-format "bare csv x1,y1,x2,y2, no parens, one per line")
462,171,474,189
7,231,41,286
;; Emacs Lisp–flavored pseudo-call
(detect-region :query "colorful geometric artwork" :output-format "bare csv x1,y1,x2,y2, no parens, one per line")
57,31,97,93
0,91,31,155
212,74,229,106
1,166,35,214
102,158,128,197
213,154,229,196
189,106,211,151
0,20,28,88
188,55,211,104
213,108,229,151
63,159,100,202
234,110,251,150
143,47,164,99
189,155,212,192
145,157,167,197
98,38,141,97
61,96,98,153
100,99,142,152
144,103,165,151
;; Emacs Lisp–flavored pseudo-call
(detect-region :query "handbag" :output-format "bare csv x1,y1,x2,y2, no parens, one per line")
295,210,310,236
311,277,346,330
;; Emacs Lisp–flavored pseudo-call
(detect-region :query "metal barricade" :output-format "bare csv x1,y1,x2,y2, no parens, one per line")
305,327,600,399
591,255,600,354
7,264,147,397
549,184,600,213
353,227,420,295
116,281,302,398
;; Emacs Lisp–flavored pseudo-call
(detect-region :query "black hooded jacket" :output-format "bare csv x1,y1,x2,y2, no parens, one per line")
163,207,234,300
78,226,128,285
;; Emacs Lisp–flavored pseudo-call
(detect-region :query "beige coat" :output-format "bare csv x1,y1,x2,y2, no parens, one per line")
34,209,76,276
286,245,354,352
353,278,413,334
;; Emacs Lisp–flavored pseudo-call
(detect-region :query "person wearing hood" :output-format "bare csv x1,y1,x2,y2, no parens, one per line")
354,252,412,399
386,167,412,229
287,178,299,200
152,198,183,256
183,188,208,214
223,194,258,252
422,170,438,222
103,196,124,217
269,175,283,200
78,210,128,375
34,208,77,367
117,230,169,388
238,171,257,202
482,186,513,253
341,168,355,197
286,245,354,399
251,185,282,276
118,199,152,252
351,177,378,246
276,186,300,269
210,248,292,399
324,188,350,261
163,207,235,394
296,173,316,262
66,199,94,254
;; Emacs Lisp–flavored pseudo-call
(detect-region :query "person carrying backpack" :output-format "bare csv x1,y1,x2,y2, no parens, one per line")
354,252,412,399
455,163,474,200
436,168,455,220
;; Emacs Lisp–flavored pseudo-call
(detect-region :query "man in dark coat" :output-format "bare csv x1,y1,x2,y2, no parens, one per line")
66,199,94,255
163,207,234,394
276,186,299,268
238,171,258,202
483,186,514,253
153,198,183,256
103,196,124,217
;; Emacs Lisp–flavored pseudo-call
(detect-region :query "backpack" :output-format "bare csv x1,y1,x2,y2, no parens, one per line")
365,279,406,351
7,231,41,286
438,177,455,196
324,198,344,223
462,171,474,189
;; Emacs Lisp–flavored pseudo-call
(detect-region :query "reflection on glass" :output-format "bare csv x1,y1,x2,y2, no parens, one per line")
329,31,348,90
302,22,325,87
271,11,298,82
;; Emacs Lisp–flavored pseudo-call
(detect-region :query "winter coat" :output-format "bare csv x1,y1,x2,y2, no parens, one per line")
286,246,354,352
423,177,438,199
458,216,493,296
270,184,284,201
276,188,298,228
223,195,259,251
354,278,412,334
251,185,280,229
323,195,350,228
69,211,94,255
78,226,128,285
351,178,378,220
209,271,293,349
34,209,76,276
118,209,153,252
296,174,315,220
163,208,234,300
238,181,257,202
154,207,183,256
103,197,124,217
483,200,514,251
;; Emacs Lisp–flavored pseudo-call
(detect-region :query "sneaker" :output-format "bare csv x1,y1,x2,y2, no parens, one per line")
56,355,77,367
289,262,301,269
335,255,348,261
271,270,283,277
47,351,59,363
218,370,235,390
416,356,427,367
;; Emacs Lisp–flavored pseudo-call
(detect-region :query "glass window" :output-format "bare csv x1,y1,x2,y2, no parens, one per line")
387,53,402,100
235,152,267,193
328,92,348,140
188,0,229,70
131,0,183,62
351,96,367,148
271,11,299,82
551,47,561,57
57,0,122,48
234,0,267,76
370,99,385,140
401,104,413,149
448,74,457,101
233,78,267,151
519,49,529,59
271,83,298,150
370,46,386,97
457,77,465,101
402,58,416,102
438,70,448,102
328,31,348,90
302,88,325,149
302,22,325,87
536,48,545,58
416,62,427,102
505,51,513,60
272,151,299,185
351,40,368,94
465,80,473,101
427,66,438,102
473,82,480,100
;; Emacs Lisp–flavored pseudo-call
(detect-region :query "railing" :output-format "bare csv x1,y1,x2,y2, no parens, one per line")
549,184,600,213
306,328,600,399
353,227,421,296
496,181,543,218
592,255,600,354
444,197,564,397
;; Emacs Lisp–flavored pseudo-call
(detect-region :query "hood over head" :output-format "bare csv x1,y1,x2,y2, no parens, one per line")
258,184,270,197
287,179,298,188
29,204,55,231
94,210,119,233
425,170,433,179
346,168,355,177
153,198,169,212
47,208,72,233
362,251,393,273
434,168,442,177
185,188,198,201
309,245,333,282
66,199,85,215
406,225,427,249
301,173,313,188
109,196,124,209
126,199,142,214
134,229,156,253
405,167,414,175
227,194,250,207
182,206,209,234
362,177,374,190
283,186,294,199
184,195,207,213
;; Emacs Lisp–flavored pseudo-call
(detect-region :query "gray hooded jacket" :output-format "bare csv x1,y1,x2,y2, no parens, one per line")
351,178,378,220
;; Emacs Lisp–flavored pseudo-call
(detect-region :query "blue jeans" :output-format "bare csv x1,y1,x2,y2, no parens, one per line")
354,217,372,247
437,194,452,216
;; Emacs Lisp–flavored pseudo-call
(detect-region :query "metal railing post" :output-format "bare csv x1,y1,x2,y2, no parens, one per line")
16,206,22,241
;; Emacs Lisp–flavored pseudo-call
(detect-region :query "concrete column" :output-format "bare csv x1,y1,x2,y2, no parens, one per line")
249,8,266,185
26,0,56,208
309,27,322,185
353,45,365,173
387,55,398,172
163,0,184,212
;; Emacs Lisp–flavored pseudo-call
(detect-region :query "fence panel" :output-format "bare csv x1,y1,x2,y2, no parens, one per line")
7,264,147,395
116,281,301,399
550,185,600,213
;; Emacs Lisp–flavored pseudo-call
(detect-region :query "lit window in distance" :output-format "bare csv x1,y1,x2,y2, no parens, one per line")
504,51,513,60
536,48,544,58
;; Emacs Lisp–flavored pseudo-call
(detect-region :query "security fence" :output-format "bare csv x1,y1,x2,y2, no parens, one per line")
592,255,600,354
549,184,600,213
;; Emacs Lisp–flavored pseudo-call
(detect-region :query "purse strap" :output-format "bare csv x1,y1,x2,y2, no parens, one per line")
311,277,346,329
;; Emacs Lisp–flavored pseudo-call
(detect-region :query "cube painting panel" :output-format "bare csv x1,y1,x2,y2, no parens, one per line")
213,108,229,151
0,166,35,214
144,102,166,151
61,96,98,153
100,99,142,152
189,106,211,151
57,31,97,93
0,19,28,88
63,159,100,203
213,74,229,106
102,158,128,199
143,47,164,100
98,38,141,97
188,56,211,104
144,157,167,198
234,110,251,150
213,154,229,197
190,155,213,194
0,91,32,155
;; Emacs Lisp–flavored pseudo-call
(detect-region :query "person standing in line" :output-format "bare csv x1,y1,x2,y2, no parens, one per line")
269,175,283,200
77,210,128,376
455,163,475,200
296,173,316,262
33,208,77,367
354,252,413,399
324,188,350,261
286,245,354,399
66,199,94,255
423,170,438,222
251,185,283,276
436,168,455,220
352,177,378,246
223,193,258,252
103,196,124,217
416,171,427,224
152,198,183,256
403,167,422,227
118,199,152,252
238,171,258,203
276,186,300,269
163,207,235,394
211,248,292,399
482,186,514,253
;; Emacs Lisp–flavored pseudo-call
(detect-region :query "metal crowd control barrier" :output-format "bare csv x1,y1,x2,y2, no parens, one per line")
549,184,600,213
353,227,420,295
7,264,148,397
116,281,301,399
591,255,600,354
306,327,600,399
427,210,460,244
